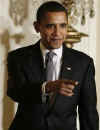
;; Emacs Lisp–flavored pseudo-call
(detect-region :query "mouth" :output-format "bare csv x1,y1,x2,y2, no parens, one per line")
51,38,62,41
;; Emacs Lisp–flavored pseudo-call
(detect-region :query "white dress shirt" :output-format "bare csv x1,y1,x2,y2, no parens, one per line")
40,42,63,81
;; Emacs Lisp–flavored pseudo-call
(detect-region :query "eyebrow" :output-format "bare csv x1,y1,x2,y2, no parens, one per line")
46,22,67,26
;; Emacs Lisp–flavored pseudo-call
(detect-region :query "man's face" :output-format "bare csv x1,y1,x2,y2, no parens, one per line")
35,11,68,49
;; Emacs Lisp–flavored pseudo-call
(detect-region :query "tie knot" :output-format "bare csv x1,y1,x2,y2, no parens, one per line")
46,51,55,60
45,51,56,67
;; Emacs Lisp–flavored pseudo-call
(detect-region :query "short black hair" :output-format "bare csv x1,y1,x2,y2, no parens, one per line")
36,1,68,22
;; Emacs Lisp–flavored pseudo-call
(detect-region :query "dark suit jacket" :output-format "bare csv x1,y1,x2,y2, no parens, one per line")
7,41,99,130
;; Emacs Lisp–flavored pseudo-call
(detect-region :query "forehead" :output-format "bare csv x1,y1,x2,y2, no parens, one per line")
41,11,68,23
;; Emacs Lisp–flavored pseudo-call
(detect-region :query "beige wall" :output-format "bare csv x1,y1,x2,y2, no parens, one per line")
96,0,100,117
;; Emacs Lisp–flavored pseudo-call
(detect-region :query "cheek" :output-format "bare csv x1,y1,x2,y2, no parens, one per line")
63,31,67,38
40,32,51,42
43,31,52,38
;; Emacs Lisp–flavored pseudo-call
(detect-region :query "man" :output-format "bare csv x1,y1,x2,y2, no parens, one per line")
7,1,99,130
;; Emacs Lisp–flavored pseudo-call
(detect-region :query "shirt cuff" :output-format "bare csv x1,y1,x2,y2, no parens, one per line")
42,82,47,94
42,82,48,103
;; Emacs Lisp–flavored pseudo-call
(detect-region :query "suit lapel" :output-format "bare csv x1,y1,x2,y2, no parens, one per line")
32,41,45,81
23,41,45,82
59,44,73,80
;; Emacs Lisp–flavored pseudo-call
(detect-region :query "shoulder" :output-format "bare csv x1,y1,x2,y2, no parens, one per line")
64,45,93,62
7,41,40,61
63,45,94,70
64,46,95,77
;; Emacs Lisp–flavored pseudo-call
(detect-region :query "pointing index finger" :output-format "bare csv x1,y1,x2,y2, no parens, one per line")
63,79,79,86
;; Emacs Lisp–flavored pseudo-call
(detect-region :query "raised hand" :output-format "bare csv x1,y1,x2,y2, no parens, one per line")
45,79,78,96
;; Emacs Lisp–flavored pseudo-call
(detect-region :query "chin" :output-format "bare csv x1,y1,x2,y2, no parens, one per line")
45,41,63,49
51,43,63,49
50,45,62,49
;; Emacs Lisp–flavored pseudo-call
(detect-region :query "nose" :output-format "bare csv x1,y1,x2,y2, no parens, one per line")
53,25,61,36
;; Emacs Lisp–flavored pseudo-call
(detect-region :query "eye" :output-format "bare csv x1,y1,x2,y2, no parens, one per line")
45,24,54,29
60,23,67,28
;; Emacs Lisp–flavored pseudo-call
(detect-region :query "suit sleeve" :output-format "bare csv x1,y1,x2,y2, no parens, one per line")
78,58,99,130
7,53,43,104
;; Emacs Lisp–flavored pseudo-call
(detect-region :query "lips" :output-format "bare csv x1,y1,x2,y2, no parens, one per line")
51,38,62,40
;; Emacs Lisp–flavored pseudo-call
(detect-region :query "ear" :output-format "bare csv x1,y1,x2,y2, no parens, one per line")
33,21,40,33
